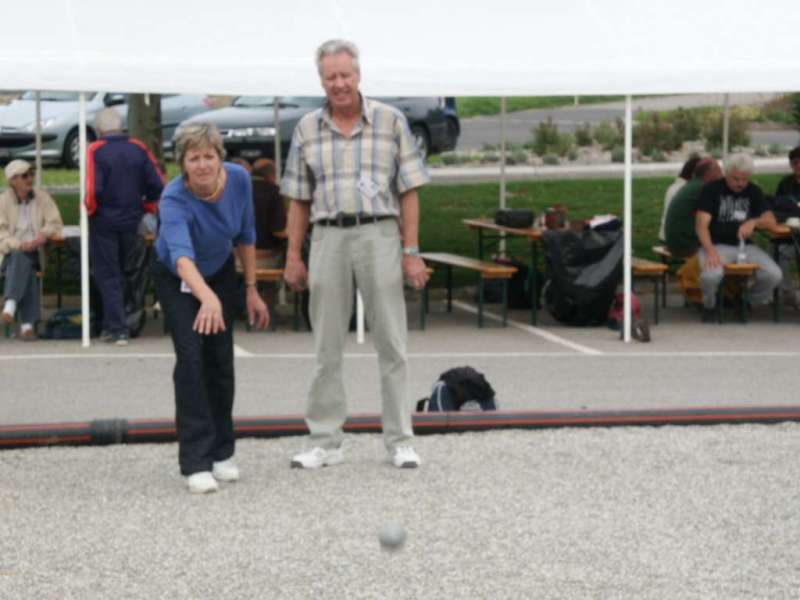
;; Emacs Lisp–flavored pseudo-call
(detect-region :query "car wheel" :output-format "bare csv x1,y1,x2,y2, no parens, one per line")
63,128,96,169
410,125,430,160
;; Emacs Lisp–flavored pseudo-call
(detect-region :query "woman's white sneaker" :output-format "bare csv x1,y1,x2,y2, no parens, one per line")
290,446,344,469
212,458,240,482
186,471,219,494
391,446,421,469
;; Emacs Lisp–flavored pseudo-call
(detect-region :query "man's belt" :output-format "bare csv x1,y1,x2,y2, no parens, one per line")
315,214,396,228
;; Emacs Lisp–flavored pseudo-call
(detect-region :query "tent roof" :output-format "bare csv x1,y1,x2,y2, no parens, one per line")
3,1,799,96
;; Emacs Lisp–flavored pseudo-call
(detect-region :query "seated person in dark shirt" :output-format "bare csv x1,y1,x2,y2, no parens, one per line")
774,146,800,306
251,159,287,303
664,158,722,257
695,153,782,321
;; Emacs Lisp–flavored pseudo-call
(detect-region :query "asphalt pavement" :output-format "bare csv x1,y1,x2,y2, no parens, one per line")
457,92,799,152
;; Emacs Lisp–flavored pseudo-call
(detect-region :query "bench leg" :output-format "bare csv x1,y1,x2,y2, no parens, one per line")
662,271,668,308
446,267,453,313
530,240,538,326
716,286,723,324
293,290,300,331
741,278,750,324
653,278,660,325
502,279,509,326
478,278,484,328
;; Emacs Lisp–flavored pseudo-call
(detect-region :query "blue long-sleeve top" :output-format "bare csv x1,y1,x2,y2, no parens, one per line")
155,163,256,277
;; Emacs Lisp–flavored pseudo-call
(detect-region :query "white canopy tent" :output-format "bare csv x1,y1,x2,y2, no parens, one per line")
2,0,798,345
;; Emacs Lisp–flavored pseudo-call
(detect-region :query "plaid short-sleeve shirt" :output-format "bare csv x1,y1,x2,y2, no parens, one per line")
281,97,430,222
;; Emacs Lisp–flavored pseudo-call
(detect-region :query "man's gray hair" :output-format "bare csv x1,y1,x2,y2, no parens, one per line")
724,152,754,175
175,122,226,174
316,39,360,75
95,107,124,134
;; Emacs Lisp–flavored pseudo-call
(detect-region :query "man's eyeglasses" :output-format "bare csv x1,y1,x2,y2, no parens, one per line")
18,171,34,179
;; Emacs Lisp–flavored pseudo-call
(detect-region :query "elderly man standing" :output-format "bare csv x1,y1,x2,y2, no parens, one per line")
282,39,430,469
0,160,63,339
86,107,165,345
695,153,782,321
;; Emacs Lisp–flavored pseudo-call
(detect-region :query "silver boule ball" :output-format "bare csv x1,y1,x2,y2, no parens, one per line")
378,521,407,550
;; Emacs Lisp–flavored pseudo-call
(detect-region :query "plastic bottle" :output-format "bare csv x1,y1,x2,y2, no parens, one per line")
737,238,747,263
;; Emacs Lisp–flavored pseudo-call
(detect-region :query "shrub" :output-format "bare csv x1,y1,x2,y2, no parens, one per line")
574,122,593,147
594,120,622,150
542,153,560,166
481,152,499,163
508,149,529,165
567,148,579,161
709,146,723,159
530,118,560,156
634,111,677,155
440,152,460,165
610,145,625,163
651,149,667,162
530,118,575,157
769,143,784,156
791,93,800,130
671,107,702,143
701,107,751,148
481,143,498,152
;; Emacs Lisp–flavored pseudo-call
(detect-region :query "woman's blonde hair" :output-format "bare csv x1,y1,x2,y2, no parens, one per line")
175,123,226,173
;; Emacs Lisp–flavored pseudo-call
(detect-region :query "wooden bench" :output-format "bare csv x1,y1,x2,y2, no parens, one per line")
632,258,669,324
419,252,516,327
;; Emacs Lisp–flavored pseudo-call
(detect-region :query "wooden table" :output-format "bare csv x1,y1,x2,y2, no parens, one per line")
462,218,544,325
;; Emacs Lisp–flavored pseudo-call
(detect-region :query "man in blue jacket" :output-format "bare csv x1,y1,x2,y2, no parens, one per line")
86,107,165,345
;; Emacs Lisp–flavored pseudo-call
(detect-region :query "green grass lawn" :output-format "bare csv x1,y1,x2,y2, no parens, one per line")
46,172,784,294
456,96,623,119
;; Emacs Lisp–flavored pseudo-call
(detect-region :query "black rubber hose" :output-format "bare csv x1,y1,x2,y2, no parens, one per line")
2,405,800,450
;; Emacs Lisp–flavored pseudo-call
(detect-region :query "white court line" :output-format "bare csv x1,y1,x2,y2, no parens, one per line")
233,344,253,357
3,350,800,361
451,300,604,355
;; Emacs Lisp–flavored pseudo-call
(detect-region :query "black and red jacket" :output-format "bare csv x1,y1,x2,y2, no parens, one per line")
85,134,166,232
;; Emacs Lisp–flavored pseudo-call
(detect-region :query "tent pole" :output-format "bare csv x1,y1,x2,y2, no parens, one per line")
79,93,90,347
722,93,730,161
273,97,281,176
34,91,42,191
499,96,507,255
623,95,633,343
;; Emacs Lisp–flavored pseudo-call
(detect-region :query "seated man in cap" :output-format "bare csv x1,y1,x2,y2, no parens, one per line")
0,159,64,339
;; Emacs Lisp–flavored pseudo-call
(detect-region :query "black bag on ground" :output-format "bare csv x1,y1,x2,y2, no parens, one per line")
495,209,534,229
416,366,497,412
542,228,623,326
39,308,95,340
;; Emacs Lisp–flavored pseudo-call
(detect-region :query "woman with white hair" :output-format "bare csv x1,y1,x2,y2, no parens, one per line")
151,122,269,494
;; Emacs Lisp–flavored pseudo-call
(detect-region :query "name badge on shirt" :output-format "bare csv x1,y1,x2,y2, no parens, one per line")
357,175,379,200
180,280,192,294
733,209,748,221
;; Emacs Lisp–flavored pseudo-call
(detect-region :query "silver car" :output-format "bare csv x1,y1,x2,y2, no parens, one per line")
0,91,214,168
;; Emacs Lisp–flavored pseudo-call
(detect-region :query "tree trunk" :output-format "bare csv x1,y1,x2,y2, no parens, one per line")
127,94,164,169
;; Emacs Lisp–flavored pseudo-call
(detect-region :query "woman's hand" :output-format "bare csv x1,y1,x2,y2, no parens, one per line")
247,286,270,330
193,291,226,335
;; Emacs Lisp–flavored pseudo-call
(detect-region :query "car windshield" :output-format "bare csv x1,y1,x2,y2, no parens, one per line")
233,96,324,108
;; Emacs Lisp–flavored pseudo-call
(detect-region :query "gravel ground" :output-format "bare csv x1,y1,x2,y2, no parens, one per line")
2,423,800,599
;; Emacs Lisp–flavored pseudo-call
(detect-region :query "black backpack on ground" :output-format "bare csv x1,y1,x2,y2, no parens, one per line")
416,366,497,412
542,228,623,326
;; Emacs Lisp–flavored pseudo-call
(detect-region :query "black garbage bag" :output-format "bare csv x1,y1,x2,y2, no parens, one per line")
542,228,623,326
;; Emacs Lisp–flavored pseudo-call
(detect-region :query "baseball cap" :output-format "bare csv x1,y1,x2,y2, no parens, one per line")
4,159,33,180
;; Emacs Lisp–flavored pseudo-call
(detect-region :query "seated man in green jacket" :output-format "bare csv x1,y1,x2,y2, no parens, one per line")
664,157,722,257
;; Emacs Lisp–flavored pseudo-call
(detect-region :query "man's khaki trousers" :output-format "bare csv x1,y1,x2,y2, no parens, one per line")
305,218,413,450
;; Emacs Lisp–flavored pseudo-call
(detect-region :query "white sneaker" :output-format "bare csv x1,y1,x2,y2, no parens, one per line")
290,446,344,469
212,457,240,482
390,445,421,469
186,471,219,494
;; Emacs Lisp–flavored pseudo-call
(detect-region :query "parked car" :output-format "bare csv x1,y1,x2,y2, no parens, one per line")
0,92,215,168
174,95,459,162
